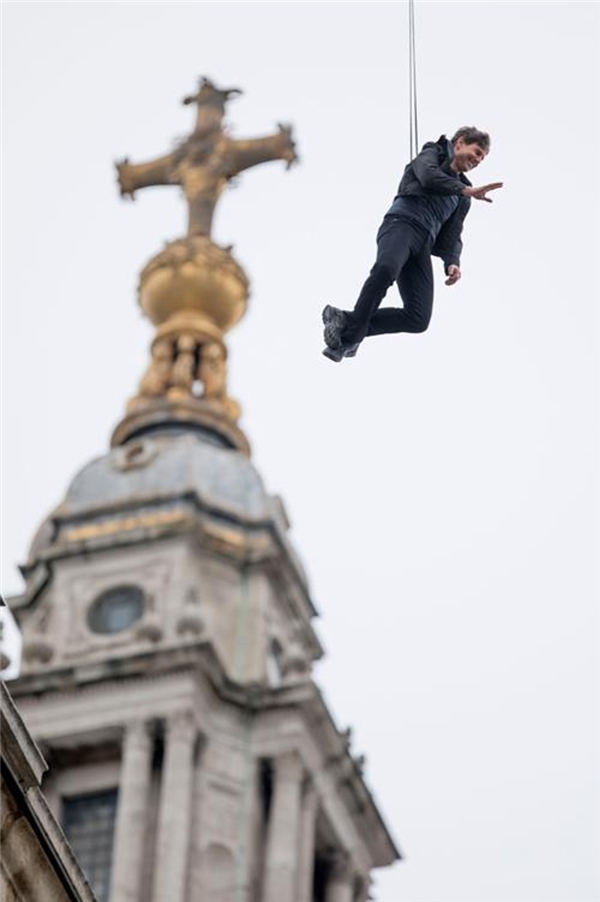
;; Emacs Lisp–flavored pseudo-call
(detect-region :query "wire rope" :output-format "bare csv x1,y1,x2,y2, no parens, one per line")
408,0,419,159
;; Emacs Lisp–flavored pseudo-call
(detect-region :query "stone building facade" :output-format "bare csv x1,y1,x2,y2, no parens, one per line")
1,681,97,902
7,78,400,902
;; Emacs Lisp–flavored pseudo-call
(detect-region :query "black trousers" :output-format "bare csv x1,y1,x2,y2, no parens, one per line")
344,215,435,344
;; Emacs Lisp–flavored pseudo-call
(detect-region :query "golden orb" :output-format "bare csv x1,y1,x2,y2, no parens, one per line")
139,237,249,334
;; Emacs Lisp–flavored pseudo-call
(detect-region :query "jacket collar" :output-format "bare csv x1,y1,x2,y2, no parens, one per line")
437,135,472,187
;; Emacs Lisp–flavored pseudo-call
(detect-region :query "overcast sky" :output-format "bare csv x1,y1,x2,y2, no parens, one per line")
2,2,599,901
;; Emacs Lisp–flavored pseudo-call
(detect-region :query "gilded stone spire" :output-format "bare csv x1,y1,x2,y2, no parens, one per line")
111,77,298,453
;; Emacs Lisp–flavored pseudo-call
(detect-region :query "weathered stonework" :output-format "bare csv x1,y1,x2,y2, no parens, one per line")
7,77,400,902
0,682,97,902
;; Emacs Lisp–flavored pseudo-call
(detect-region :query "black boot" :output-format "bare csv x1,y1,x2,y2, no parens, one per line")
322,305,349,349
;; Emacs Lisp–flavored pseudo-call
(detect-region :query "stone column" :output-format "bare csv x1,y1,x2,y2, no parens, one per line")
152,712,197,902
109,720,153,902
296,779,319,902
325,853,354,902
263,750,304,902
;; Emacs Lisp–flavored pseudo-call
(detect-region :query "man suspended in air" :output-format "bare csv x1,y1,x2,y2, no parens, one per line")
322,127,503,361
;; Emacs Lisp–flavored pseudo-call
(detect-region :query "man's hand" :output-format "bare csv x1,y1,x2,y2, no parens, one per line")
445,265,461,286
462,182,503,203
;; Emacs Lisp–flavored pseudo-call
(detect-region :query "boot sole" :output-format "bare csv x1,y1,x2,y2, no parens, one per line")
322,346,345,363
322,305,347,349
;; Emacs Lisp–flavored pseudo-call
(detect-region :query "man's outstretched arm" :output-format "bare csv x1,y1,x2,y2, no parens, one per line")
461,182,504,202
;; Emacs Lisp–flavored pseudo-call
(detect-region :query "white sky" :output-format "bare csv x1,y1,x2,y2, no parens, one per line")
2,2,599,900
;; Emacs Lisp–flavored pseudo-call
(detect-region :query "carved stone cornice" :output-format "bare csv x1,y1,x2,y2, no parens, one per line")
10,640,400,868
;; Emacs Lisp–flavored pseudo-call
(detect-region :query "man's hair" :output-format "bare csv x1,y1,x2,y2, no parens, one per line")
451,126,491,152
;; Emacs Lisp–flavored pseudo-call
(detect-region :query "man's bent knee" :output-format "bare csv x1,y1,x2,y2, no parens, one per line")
370,262,396,284
404,313,431,333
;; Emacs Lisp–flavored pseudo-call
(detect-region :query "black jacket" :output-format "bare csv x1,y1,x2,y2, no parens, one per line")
396,135,472,271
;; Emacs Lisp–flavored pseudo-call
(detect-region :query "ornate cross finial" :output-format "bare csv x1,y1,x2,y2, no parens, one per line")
116,76,297,238
111,78,298,453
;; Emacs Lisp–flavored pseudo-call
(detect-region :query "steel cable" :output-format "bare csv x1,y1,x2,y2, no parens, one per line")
408,0,419,159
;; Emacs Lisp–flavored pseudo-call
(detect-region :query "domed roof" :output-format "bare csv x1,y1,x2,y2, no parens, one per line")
24,430,311,597
61,432,271,523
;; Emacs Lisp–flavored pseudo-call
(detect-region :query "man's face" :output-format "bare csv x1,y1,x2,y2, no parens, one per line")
452,138,488,173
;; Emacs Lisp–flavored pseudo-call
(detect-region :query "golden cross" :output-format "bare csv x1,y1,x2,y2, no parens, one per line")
117,76,297,238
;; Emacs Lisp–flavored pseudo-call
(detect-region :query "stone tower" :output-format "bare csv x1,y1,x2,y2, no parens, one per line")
8,78,400,902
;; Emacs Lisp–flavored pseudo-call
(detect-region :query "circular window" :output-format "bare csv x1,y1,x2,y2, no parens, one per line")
87,586,145,634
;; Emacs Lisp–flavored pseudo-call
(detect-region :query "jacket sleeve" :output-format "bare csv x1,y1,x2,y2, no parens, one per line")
431,197,471,271
412,144,466,196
